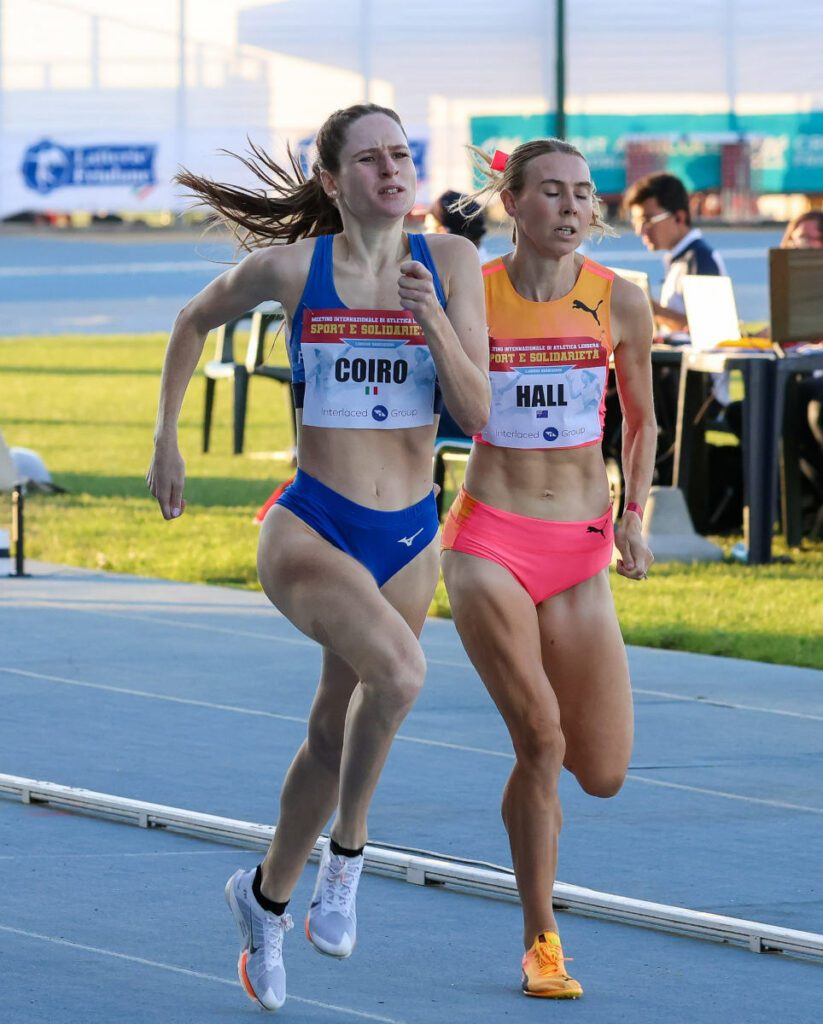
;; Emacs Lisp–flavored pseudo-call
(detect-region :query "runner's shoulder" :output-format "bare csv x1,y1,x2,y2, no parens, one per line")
421,231,479,265
419,233,481,298
609,271,653,333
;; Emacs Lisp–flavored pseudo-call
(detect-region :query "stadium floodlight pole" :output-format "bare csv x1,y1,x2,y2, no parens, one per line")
90,14,100,91
177,0,187,178
0,0,4,219
360,0,372,103
555,0,566,139
724,0,739,134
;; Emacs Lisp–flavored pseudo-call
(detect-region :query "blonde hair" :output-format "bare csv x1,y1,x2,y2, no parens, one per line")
458,138,616,241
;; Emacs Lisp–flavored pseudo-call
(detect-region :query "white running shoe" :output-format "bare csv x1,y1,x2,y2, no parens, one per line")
305,842,364,958
225,867,293,1011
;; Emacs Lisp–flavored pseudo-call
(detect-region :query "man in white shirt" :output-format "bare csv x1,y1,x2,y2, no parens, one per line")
625,172,725,334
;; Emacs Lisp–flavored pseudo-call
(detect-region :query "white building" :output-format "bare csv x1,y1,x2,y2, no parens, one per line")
0,0,821,217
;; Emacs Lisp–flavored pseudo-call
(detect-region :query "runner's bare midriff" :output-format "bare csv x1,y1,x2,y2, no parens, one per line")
464,441,610,521
297,417,437,509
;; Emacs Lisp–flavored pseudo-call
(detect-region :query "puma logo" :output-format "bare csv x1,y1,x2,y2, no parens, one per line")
586,525,606,537
398,527,424,547
572,298,604,326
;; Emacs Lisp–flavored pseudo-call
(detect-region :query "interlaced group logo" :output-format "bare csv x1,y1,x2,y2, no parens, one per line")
542,427,559,442
371,405,389,422
21,138,157,195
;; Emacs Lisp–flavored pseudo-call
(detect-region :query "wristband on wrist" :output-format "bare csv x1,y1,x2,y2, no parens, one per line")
624,501,644,522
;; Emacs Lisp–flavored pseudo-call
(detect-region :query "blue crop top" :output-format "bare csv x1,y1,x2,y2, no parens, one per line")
288,233,446,414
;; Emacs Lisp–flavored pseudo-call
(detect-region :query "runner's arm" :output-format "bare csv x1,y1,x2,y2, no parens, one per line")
612,277,657,578
153,249,284,443
148,247,294,520
398,235,490,435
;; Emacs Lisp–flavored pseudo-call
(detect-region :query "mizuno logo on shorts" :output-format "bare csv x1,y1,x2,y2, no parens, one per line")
397,527,424,547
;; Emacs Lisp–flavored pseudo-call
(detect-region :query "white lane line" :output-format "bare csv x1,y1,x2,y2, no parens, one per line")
0,262,220,278
580,247,769,262
625,776,823,816
0,605,306,645
3,666,822,815
0,667,310,725
0,924,407,1023
7,606,822,725
0,252,763,278
0,851,231,861
0,666,509,758
631,687,823,723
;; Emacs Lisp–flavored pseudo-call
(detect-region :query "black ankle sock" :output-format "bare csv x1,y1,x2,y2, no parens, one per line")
252,865,289,916
329,837,365,858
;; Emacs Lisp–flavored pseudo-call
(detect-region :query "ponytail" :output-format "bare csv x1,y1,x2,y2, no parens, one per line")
175,140,342,250
176,103,407,251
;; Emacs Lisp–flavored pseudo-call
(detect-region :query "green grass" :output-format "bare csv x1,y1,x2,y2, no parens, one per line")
2,333,822,669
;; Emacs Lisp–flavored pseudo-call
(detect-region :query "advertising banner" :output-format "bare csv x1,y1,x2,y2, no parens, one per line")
470,112,823,195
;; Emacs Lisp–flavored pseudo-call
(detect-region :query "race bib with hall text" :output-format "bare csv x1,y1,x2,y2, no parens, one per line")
300,309,436,429
480,335,608,450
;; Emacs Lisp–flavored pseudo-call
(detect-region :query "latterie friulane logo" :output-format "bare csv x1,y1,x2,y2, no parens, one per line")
22,139,156,195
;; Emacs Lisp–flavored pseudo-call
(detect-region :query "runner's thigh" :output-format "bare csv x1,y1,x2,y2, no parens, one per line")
536,570,633,788
442,551,562,744
258,505,424,681
380,533,440,638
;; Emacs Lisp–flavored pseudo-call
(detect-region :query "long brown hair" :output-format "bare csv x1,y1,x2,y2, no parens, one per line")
459,138,615,241
176,103,407,250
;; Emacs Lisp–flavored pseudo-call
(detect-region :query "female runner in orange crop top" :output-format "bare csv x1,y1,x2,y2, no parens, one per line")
441,139,656,1000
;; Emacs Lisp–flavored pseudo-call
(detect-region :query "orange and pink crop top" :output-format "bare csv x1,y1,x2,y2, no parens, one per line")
476,257,615,451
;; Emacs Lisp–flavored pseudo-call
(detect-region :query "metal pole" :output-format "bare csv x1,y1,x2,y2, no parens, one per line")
0,0,5,219
90,14,100,90
724,0,738,134
555,0,566,139
177,0,187,175
11,486,25,577
360,0,372,103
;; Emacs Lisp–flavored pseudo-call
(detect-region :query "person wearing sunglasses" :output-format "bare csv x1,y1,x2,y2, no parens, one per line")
624,172,725,336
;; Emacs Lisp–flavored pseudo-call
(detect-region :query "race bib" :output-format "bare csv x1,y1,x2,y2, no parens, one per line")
480,336,608,450
301,309,436,429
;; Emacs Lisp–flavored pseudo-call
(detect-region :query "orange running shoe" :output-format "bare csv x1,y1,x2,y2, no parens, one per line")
521,931,583,999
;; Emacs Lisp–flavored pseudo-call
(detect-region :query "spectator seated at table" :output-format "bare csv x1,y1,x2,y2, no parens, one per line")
610,173,728,490
624,172,725,337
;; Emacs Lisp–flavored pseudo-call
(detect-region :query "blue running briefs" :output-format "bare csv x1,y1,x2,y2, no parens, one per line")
276,469,439,587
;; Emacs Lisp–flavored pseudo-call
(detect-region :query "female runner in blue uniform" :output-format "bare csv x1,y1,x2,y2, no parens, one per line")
147,103,489,1011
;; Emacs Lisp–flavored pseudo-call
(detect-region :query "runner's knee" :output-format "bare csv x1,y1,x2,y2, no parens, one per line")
363,641,426,717
511,716,566,779
574,763,627,798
